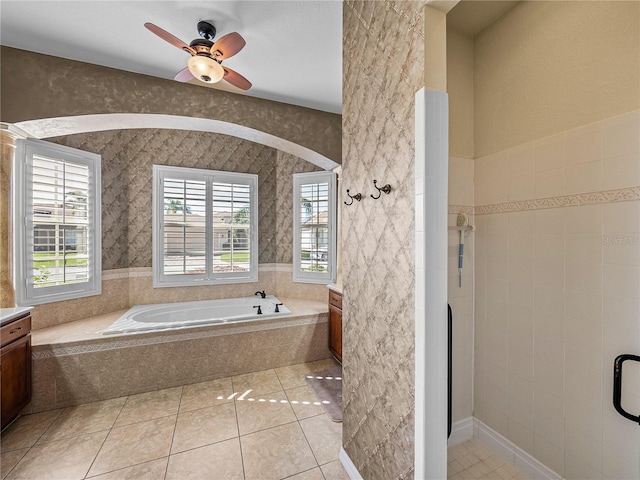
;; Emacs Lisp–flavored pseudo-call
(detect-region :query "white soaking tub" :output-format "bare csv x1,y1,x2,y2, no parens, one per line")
103,295,291,335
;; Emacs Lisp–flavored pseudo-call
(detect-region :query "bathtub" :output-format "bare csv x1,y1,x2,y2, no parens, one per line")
103,295,291,335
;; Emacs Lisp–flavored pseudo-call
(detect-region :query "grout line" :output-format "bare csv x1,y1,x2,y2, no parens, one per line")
83,397,128,479
163,386,184,478
230,375,246,479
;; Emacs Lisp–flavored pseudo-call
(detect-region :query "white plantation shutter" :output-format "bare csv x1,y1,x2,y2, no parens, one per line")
15,139,101,306
293,171,336,284
153,166,257,287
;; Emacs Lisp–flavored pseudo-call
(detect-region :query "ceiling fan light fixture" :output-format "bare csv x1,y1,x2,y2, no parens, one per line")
187,55,224,83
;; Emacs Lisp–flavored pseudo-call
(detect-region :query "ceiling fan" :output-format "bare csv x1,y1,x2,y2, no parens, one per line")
144,20,251,90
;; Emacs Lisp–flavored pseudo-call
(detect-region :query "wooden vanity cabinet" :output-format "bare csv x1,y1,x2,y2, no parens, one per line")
328,290,342,363
1,313,32,430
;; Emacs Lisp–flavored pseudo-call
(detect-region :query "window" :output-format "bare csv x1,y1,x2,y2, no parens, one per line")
14,139,101,306
293,171,337,284
153,165,258,287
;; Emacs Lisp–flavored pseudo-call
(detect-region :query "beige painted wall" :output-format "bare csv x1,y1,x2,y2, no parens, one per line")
474,0,640,157
447,28,474,159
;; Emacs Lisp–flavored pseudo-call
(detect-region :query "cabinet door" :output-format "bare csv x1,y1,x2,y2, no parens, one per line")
1,333,32,430
328,304,342,362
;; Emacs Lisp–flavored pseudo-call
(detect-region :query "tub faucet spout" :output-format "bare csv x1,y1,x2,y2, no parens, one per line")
255,290,266,299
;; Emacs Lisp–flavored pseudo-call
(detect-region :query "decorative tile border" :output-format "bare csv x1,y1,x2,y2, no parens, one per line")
450,186,640,216
32,313,326,359
448,205,475,215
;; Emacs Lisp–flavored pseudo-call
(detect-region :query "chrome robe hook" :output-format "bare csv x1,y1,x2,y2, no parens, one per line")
370,180,391,199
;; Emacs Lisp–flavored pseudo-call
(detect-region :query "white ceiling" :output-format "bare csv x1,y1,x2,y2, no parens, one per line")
0,1,343,114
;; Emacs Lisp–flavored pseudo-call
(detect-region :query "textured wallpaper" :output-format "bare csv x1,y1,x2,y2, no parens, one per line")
50,129,316,270
276,151,321,264
342,2,424,479
0,47,342,165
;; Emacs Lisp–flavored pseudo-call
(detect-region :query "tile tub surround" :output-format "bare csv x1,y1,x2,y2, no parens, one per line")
1,359,349,480
24,297,330,414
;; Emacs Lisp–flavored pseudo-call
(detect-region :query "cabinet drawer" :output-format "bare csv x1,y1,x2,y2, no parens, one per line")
1,315,31,348
329,291,342,310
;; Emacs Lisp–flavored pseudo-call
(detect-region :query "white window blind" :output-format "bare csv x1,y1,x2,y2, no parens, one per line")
15,139,101,306
293,171,337,284
153,166,257,287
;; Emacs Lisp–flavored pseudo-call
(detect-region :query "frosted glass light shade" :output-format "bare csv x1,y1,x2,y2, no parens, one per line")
187,55,224,83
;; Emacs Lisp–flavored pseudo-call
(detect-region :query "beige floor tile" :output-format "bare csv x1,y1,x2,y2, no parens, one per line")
240,422,317,480
299,414,342,465
287,467,325,480
37,397,126,444
171,402,238,454
285,385,325,420
166,438,244,480
0,410,62,452
114,387,182,427
275,363,317,390
312,358,340,372
87,458,168,479
6,430,107,480
232,369,283,397
179,377,234,413
320,460,351,480
87,415,176,477
0,449,28,479
235,390,297,435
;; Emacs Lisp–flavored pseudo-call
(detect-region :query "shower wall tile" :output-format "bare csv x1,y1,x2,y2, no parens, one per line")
475,110,640,480
604,153,640,189
534,134,565,173
565,122,603,166
342,1,423,478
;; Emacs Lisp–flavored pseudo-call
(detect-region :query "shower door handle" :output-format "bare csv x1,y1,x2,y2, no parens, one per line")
613,354,640,425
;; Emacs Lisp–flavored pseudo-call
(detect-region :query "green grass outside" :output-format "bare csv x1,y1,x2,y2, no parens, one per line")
220,252,250,263
33,252,87,267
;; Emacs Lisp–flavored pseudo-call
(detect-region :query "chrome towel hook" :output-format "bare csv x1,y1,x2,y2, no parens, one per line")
370,180,391,199
344,189,362,206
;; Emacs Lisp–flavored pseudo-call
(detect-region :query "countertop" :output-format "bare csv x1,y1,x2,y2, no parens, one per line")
0,306,33,327
327,284,343,294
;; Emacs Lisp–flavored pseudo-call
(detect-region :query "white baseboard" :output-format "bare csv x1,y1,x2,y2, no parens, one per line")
340,447,364,480
474,419,562,480
339,417,560,480
448,416,474,446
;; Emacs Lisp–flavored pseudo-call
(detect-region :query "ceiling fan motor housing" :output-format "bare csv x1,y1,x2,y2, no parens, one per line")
197,21,216,41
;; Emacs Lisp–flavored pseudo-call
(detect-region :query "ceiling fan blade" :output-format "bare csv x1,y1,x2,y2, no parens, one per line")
174,67,194,83
222,66,252,90
145,22,196,55
211,32,246,60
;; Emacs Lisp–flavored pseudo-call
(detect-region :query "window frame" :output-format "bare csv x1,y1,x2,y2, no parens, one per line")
152,165,258,288
14,138,102,306
292,171,337,284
